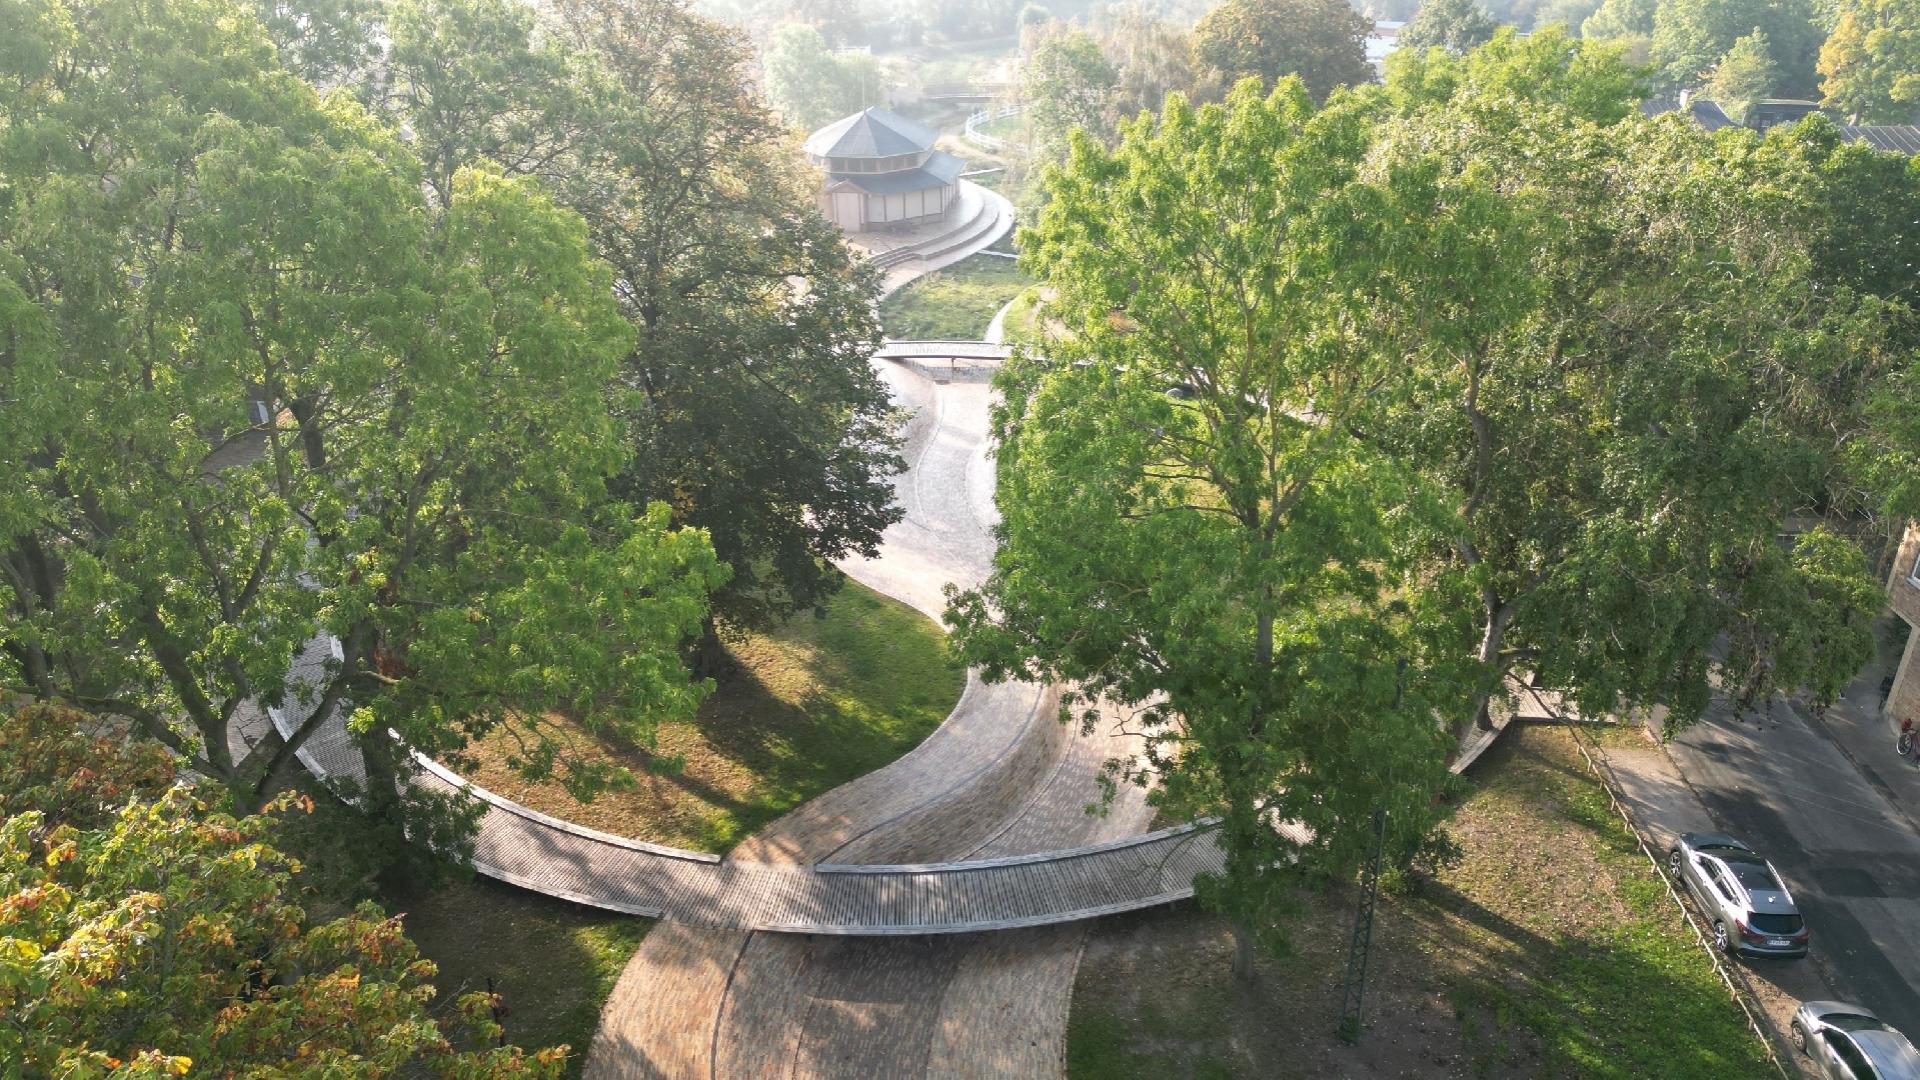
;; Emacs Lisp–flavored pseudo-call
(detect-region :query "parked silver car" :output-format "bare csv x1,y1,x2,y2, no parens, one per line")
1666,832,1808,957
1792,1001,1920,1080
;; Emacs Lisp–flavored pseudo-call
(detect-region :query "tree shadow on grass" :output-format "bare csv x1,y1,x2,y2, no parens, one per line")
383,872,650,1079
1397,877,1774,1080
544,585,965,851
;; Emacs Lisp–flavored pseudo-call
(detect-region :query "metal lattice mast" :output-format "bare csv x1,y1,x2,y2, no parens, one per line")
1338,808,1388,1043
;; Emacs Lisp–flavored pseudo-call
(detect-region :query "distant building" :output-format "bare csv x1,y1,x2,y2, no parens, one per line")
806,106,966,233
1653,94,1920,155
1366,20,1404,75
1743,99,1822,131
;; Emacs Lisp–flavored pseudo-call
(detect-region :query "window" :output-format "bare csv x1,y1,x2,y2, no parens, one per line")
1825,1031,1875,1080
1710,865,1738,903
1749,912,1802,934
1909,546,1920,584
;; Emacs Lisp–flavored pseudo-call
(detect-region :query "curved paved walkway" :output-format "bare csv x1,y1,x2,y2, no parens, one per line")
582,213,1171,1076
264,352,1215,936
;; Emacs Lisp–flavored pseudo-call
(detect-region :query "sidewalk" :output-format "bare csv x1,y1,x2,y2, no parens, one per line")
1803,620,1920,840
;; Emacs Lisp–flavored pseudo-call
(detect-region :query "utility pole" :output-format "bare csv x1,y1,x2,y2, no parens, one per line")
1338,807,1388,1043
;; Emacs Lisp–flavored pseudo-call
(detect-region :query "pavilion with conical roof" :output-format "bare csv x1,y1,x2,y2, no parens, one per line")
805,106,966,233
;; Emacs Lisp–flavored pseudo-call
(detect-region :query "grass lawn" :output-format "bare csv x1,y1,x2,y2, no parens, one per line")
386,874,648,1079
1000,286,1062,346
878,252,1033,340
1065,726,1775,1079
455,579,965,854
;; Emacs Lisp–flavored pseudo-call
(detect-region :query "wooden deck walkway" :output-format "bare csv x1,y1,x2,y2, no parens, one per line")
268,631,1220,935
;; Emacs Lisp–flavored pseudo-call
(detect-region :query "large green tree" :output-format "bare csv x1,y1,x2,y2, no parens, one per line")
949,81,1474,976
1382,26,1648,125
0,0,723,832
1708,27,1783,116
0,704,561,1077
1094,3,1201,120
1368,43,1887,742
384,0,904,670
1581,0,1658,64
1400,0,1501,54
955,52,1903,978
761,22,884,130
1193,0,1375,103
252,0,384,86
1818,0,1920,121
1651,0,1824,93
1024,28,1121,161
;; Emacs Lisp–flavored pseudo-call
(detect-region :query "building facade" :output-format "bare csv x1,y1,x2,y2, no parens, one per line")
806,106,965,233
1884,525,1920,720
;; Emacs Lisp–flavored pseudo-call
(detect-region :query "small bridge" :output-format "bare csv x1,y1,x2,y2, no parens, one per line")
876,340,1012,362
925,82,1016,104
875,340,1013,383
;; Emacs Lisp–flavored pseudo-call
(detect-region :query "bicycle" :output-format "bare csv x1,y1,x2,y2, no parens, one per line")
1899,719,1917,764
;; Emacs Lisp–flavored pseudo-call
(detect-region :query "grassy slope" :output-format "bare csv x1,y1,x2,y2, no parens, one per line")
978,110,1030,142
877,252,1033,340
1065,726,1774,1079
389,875,648,1080
458,579,965,854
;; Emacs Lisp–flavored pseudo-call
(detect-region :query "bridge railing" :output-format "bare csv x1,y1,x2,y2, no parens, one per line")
964,104,1026,154
925,82,1016,102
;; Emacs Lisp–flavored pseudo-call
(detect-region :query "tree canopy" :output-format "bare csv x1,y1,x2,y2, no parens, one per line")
0,0,725,840
1818,0,1920,121
384,0,903,664
0,704,558,1077
954,41,1909,970
762,22,885,130
1193,0,1375,103
1024,28,1121,161
1709,27,1783,116
1582,0,1659,46
1650,0,1824,94
1401,0,1502,53
1382,26,1648,124
950,80,1474,971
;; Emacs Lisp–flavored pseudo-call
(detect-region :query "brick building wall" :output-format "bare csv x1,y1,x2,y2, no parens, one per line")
1883,523,1920,720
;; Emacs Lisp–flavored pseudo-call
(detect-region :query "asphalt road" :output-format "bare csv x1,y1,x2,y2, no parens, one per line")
1664,664,1920,1037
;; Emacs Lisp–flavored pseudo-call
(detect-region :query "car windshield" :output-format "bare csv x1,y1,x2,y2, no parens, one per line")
1724,858,1781,892
1829,1015,1886,1033
1749,912,1802,934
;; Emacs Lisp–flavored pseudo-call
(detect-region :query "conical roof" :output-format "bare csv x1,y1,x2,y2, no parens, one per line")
804,106,939,159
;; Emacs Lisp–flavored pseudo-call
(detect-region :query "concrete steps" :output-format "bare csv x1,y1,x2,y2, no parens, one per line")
866,183,1010,270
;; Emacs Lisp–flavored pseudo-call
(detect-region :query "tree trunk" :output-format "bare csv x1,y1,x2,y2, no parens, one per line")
135,607,236,778
688,614,731,683
1231,920,1257,982
1457,598,1516,745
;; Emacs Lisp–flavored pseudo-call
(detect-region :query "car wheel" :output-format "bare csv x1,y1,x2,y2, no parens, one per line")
1792,1020,1812,1056
1713,920,1731,953
1668,849,1683,874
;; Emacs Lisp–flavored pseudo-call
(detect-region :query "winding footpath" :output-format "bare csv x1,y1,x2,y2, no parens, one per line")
237,176,1517,1074
583,188,1165,1077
